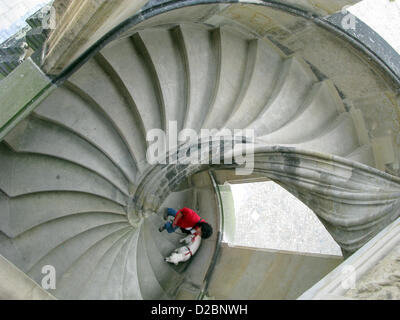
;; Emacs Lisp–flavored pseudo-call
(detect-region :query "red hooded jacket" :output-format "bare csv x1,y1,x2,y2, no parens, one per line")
174,207,205,230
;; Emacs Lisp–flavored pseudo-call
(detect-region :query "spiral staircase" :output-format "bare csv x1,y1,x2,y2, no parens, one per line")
1,0,400,300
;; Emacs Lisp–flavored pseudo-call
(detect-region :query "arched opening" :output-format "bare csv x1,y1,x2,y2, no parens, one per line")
204,172,346,300
229,180,342,256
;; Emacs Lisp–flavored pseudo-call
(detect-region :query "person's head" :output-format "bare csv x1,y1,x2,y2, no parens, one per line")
197,222,213,239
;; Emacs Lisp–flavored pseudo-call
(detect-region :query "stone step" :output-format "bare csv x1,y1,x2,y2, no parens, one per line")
33,85,138,184
259,80,342,144
0,143,128,205
178,24,217,133
102,229,142,299
202,27,249,130
100,37,163,139
295,112,361,157
137,28,187,135
224,38,284,130
69,54,149,174
53,225,133,299
78,229,133,299
136,224,170,299
4,116,130,196
248,56,317,136
0,191,126,238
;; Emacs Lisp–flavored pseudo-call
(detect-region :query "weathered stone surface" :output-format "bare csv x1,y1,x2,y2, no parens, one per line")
208,243,343,300
299,216,400,300
137,144,400,254
345,244,400,299
0,58,54,140
42,0,149,75
0,254,55,300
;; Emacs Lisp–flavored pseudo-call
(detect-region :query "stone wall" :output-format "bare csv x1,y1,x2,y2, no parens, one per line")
207,243,343,299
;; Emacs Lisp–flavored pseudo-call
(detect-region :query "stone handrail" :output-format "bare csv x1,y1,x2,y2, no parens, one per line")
135,142,400,256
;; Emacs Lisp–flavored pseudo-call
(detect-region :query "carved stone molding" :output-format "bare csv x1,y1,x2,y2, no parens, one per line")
135,142,400,255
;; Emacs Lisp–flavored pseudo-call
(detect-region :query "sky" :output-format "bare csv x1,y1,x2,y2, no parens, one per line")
230,181,342,256
0,0,49,43
349,0,400,54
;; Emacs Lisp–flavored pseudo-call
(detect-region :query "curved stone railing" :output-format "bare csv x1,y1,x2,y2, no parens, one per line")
137,142,400,256
197,170,224,299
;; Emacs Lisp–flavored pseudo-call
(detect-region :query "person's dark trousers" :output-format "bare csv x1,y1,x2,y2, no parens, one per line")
164,208,178,233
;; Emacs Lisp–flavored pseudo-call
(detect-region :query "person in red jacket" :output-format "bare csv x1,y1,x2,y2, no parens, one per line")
159,207,213,239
